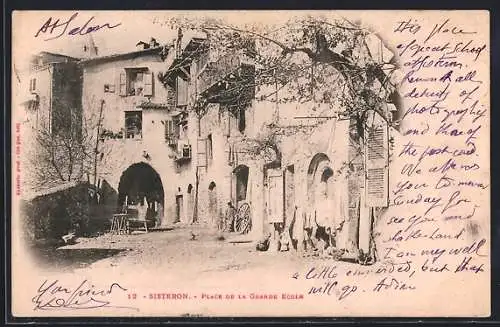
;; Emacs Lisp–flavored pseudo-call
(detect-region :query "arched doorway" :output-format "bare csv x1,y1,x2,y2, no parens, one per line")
307,153,336,246
307,153,331,208
233,165,249,203
175,187,183,224
186,184,194,223
232,165,252,234
117,162,164,223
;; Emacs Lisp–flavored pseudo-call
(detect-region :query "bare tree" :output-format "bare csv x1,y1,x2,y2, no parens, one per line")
27,96,106,192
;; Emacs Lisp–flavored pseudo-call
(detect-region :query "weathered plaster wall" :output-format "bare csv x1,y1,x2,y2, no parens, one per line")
82,54,170,133
82,55,199,226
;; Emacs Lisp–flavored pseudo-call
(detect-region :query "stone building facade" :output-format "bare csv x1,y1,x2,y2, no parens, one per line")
81,42,196,226
82,30,399,259
18,51,83,195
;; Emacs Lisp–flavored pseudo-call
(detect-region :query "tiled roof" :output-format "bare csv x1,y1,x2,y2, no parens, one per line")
80,46,170,65
23,180,82,201
137,102,171,110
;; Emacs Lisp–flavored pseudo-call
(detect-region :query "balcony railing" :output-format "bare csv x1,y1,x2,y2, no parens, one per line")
174,142,192,162
198,51,254,96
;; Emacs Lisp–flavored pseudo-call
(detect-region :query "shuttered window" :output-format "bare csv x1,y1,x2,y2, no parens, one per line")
119,72,127,96
143,72,154,96
207,134,213,161
124,111,142,139
365,110,389,207
267,169,284,223
177,77,188,106
164,120,174,140
197,138,207,167
29,78,37,92
166,84,176,107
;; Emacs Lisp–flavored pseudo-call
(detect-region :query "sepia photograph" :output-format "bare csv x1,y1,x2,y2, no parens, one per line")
10,10,490,317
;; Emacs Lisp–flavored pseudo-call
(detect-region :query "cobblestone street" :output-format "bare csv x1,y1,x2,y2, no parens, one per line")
41,225,313,275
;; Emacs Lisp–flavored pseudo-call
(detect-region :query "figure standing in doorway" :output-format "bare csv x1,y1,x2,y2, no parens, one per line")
157,201,164,227
224,202,236,232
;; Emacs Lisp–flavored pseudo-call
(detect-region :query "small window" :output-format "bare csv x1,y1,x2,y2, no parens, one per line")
104,84,115,93
119,69,152,97
176,77,188,106
164,119,180,143
182,144,192,158
166,84,176,107
128,71,144,96
143,72,154,96
125,111,142,139
29,78,37,92
207,134,213,160
119,72,127,95
238,107,246,133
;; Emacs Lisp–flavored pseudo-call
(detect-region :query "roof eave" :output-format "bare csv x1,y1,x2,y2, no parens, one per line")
80,46,170,66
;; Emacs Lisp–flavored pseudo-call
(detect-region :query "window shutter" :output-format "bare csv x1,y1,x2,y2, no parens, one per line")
167,84,176,107
164,120,171,140
197,138,207,167
267,169,284,223
30,78,37,92
224,109,231,137
165,119,178,144
144,72,153,96
365,110,389,207
168,120,173,137
177,77,188,106
119,71,127,96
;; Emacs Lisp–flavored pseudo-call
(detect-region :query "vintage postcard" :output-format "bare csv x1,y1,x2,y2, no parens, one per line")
11,10,490,317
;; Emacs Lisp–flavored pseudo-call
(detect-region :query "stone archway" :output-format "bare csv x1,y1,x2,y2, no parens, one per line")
117,162,164,224
307,153,331,211
306,153,337,247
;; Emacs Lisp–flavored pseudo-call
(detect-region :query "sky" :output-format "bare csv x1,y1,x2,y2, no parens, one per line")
12,11,178,71
11,11,388,59
11,10,401,74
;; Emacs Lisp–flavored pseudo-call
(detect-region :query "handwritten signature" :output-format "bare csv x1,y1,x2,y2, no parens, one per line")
32,279,137,311
35,12,121,41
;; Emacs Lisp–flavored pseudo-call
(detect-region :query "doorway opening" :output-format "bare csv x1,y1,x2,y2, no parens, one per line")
175,194,183,223
233,165,249,202
117,162,164,224
208,181,218,227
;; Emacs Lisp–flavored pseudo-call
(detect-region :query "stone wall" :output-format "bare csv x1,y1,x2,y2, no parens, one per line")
21,182,91,245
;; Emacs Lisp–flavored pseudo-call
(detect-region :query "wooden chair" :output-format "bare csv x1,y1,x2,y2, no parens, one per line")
110,213,129,234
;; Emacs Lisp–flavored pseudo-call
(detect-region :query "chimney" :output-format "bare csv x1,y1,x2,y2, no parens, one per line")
150,37,159,48
136,41,150,50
